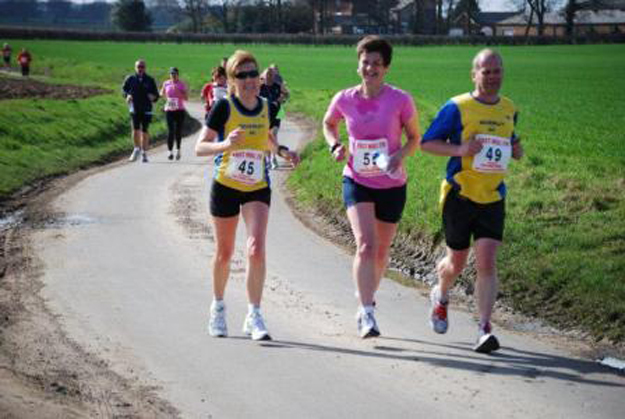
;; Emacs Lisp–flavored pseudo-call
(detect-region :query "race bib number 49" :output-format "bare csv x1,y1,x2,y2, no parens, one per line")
226,149,264,185
472,134,512,173
352,138,388,177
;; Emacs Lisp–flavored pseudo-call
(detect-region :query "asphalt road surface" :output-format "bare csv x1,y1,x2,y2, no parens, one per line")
32,104,624,418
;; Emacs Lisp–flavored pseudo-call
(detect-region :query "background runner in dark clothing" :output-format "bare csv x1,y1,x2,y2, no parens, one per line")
2,43,11,68
122,59,159,163
260,67,286,169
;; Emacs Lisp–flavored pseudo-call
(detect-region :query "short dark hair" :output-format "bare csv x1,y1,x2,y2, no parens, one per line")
212,66,226,79
356,36,392,67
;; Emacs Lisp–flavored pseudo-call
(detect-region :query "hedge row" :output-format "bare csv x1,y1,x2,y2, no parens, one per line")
1,25,624,46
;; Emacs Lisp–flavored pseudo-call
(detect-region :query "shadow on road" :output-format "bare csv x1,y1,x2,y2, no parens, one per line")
257,336,624,387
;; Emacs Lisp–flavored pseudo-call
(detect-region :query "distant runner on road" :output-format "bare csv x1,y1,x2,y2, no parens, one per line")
259,66,286,169
17,48,31,76
2,43,11,68
195,50,299,341
160,67,188,161
323,36,420,338
201,66,228,120
421,49,524,353
122,59,159,163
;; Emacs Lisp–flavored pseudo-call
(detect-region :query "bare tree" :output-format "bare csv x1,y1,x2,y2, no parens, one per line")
445,0,455,32
209,0,234,33
564,0,580,36
517,0,556,36
302,0,330,34
179,0,209,32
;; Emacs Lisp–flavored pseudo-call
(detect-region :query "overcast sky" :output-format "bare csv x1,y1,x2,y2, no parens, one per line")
69,0,519,12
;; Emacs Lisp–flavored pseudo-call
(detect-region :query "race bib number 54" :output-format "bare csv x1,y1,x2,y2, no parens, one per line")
226,149,264,185
352,138,388,177
472,134,512,173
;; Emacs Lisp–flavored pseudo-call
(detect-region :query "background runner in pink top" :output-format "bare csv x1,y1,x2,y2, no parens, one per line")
325,84,416,189
160,68,189,160
162,79,187,111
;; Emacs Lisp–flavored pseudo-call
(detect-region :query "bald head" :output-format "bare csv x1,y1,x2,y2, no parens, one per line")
472,49,503,72
471,49,504,101
135,59,146,75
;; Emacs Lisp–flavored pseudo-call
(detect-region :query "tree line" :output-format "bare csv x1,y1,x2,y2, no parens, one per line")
0,0,608,36
0,0,483,35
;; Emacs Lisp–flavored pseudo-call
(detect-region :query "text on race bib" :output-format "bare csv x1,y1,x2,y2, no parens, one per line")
226,149,265,185
472,134,512,173
213,86,228,101
352,138,389,177
166,97,180,111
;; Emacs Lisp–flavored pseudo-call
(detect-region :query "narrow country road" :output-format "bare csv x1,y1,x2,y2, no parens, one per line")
31,104,624,418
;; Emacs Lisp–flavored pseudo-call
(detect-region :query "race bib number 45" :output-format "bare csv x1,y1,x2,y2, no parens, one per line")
472,134,512,173
352,138,388,177
226,149,264,185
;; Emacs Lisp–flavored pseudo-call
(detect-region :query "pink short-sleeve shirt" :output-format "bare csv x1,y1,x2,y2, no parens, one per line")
163,80,187,111
325,84,416,189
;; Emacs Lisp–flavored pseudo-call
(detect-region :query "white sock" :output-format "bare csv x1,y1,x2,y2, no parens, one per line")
211,299,225,310
248,304,260,315
437,288,449,304
361,305,375,314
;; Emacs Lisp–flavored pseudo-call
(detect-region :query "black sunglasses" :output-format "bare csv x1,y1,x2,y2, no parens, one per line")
234,70,259,80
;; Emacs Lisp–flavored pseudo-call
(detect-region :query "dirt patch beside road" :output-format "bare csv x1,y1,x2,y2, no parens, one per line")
0,168,179,418
0,74,110,100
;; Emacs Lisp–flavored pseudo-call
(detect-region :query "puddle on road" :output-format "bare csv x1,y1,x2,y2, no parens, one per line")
0,209,24,232
1,211,100,231
44,213,99,228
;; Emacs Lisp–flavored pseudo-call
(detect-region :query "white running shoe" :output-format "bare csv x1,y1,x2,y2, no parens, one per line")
429,285,449,334
175,149,181,160
356,308,380,339
474,322,500,353
208,303,227,338
243,311,271,341
141,152,148,163
128,148,140,162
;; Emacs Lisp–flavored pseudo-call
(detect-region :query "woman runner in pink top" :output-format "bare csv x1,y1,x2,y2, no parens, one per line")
323,36,421,338
160,67,188,160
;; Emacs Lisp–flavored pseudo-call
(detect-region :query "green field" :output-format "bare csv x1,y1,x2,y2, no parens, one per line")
1,40,624,343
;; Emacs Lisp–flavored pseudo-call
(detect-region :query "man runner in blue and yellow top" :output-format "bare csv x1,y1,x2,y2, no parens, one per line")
195,50,299,342
421,49,524,353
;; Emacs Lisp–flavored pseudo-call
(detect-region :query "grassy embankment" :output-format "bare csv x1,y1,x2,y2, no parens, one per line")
1,40,623,343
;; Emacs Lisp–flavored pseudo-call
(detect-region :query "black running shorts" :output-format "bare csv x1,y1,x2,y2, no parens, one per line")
210,181,271,218
130,112,152,133
442,188,505,250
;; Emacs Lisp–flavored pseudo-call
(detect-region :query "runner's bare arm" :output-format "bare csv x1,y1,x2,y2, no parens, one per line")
195,126,245,157
512,137,524,160
323,113,346,161
388,114,421,173
267,130,300,165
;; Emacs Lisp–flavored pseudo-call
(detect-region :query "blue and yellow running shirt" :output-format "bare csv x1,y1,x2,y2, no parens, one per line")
422,93,518,205
206,95,274,192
